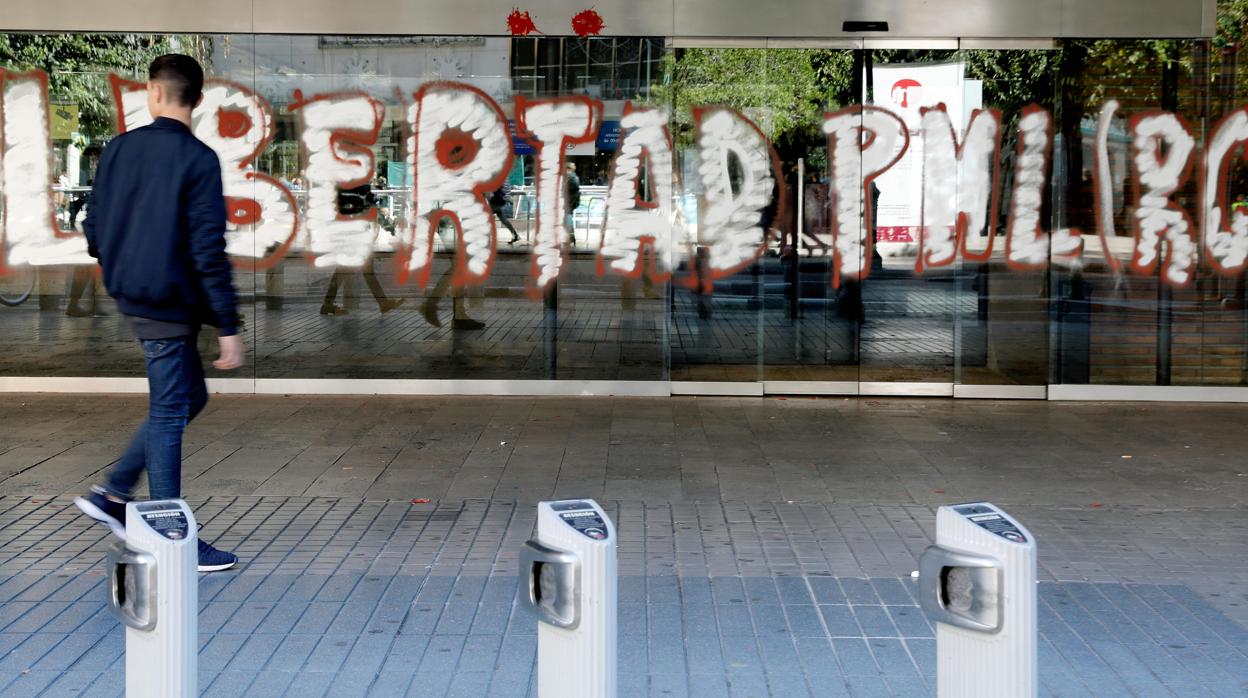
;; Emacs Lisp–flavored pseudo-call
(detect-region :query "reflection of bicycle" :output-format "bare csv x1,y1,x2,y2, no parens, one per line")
0,266,36,307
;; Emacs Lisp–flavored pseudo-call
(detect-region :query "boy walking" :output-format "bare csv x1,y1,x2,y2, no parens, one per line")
75,54,242,572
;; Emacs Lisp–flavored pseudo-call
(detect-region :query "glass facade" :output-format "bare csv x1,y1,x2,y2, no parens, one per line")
0,32,1245,392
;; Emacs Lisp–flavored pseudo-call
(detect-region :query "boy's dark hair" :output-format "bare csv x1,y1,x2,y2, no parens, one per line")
148,54,204,107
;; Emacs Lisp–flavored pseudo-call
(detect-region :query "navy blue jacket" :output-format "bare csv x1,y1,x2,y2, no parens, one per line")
84,117,238,336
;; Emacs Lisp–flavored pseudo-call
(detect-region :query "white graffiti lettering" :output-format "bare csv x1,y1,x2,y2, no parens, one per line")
2,70,1248,292
599,105,675,280
1006,108,1071,268
110,78,299,266
405,84,511,286
193,83,298,266
1131,112,1197,285
516,96,600,290
823,106,908,284
918,105,1001,269
297,93,384,268
695,107,777,281
2,72,90,266
1093,100,1122,273
1203,108,1248,274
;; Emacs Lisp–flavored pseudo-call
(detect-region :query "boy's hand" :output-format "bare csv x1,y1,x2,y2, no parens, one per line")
214,334,245,370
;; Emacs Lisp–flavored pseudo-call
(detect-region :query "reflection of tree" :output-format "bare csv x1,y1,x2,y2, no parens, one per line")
0,34,209,143
653,0,1247,167
651,48,850,167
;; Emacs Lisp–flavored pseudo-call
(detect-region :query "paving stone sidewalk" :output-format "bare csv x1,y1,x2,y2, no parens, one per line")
0,496,1244,697
0,396,1245,696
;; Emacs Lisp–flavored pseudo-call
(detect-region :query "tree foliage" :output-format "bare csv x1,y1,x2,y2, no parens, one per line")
0,33,208,142
1216,0,1248,48
652,48,829,145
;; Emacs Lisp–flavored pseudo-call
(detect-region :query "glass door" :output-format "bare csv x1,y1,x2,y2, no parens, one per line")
667,44,860,390
947,44,1056,394
856,43,1062,395
759,45,863,391
670,41,1070,397
856,49,963,392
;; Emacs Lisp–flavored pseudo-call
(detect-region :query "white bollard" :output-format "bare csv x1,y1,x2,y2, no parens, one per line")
918,502,1037,698
518,499,617,698
106,499,198,698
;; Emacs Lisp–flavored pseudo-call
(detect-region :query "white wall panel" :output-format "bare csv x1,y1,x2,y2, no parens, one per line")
1,0,254,34
0,0,1215,39
253,0,674,37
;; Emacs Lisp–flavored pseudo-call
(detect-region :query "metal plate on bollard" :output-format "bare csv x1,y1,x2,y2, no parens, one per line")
106,541,158,631
518,540,580,629
918,545,1002,633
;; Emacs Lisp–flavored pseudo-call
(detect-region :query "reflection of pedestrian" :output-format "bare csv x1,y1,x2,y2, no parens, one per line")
68,146,102,231
490,182,520,245
56,173,70,211
321,260,403,315
66,149,104,316
65,267,100,317
69,192,90,230
75,54,241,572
565,161,580,247
421,217,485,330
320,183,404,315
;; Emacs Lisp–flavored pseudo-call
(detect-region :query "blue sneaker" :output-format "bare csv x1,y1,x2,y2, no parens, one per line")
74,486,128,540
197,539,238,572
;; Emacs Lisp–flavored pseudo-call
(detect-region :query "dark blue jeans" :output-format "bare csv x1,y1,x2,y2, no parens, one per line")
105,335,208,500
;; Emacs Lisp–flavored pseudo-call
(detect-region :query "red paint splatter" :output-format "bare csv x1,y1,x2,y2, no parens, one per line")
507,9,540,36
217,108,251,139
571,9,605,37
435,129,480,170
226,197,262,225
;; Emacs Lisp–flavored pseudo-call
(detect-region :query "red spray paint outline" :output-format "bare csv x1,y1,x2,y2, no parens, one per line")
687,105,787,293
823,105,910,287
1127,110,1197,287
109,75,299,271
513,94,603,298
1003,104,1059,272
0,69,90,276
288,89,385,269
595,102,678,285
914,104,1003,273
107,74,141,135
1200,106,1248,276
571,9,605,37
397,81,514,290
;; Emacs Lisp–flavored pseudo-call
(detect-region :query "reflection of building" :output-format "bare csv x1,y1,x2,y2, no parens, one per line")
211,34,511,99
201,36,665,185
509,37,664,185
204,35,660,186
211,35,513,179
510,37,664,100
